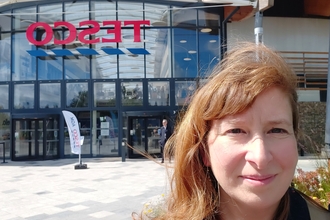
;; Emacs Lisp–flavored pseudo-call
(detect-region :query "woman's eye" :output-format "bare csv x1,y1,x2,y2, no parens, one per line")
228,128,244,134
270,128,287,133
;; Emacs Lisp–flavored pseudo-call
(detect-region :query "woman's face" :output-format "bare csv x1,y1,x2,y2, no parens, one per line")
205,87,298,211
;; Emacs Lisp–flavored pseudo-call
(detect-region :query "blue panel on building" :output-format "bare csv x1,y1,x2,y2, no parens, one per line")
127,48,150,55
51,49,74,56
76,48,99,55
27,50,48,56
102,48,125,55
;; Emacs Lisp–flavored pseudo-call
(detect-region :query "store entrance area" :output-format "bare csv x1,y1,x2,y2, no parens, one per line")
12,116,59,161
127,116,162,158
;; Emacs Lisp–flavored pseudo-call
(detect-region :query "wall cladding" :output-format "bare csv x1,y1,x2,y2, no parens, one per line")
298,102,326,153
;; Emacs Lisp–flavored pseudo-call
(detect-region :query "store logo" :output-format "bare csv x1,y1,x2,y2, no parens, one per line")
26,20,150,57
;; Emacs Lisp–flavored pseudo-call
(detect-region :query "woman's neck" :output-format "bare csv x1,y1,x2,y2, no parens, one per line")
219,193,279,220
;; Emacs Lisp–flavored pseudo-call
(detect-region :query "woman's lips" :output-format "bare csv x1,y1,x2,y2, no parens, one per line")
240,175,276,185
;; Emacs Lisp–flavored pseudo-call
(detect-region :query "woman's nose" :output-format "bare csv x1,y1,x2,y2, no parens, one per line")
245,136,273,169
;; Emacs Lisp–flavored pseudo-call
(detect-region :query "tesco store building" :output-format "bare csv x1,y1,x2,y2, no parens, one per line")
0,0,255,161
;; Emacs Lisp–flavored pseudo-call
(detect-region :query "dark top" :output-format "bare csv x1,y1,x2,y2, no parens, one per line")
288,187,311,220
159,125,172,147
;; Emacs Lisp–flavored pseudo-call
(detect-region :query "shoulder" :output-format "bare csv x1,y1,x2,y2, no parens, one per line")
289,187,330,220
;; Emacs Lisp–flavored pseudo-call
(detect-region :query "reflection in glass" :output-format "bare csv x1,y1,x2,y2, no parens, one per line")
94,82,116,107
39,4,63,23
0,34,10,81
0,85,9,109
118,2,143,20
13,7,36,30
121,82,143,106
172,8,197,27
93,1,116,21
198,10,221,77
64,2,89,22
92,110,119,156
45,118,59,158
198,31,220,77
40,83,61,108
64,32,91,79
12,33,37,81
145,4,169,27
0,112,10,158
119,28,145,79
146,28,171,78
148,81,170,106
91,36,118,79
66,82,88,108
0,12,11,31
173,28,198,78
175,81,196,106
14,84,35,109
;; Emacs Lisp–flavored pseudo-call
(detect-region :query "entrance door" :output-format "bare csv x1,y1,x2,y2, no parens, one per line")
12,117,59,160
127,117,161,158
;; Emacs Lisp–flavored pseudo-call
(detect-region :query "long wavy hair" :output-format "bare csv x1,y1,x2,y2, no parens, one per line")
147,42,299,220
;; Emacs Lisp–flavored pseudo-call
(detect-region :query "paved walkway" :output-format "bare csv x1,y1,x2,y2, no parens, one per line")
0,156,327,220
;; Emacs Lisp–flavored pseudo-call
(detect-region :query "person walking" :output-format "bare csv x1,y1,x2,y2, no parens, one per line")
159,119,172,163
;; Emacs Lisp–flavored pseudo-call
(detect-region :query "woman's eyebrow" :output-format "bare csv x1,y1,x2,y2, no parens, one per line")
267,119,292,126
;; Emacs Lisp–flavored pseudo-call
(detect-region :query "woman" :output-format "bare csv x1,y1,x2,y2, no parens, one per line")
135,42,330,219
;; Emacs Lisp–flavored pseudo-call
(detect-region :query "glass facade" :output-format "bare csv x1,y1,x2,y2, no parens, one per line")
0,0,224,160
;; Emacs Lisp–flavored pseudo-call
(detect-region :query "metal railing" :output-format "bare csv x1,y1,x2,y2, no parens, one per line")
280,51,329,90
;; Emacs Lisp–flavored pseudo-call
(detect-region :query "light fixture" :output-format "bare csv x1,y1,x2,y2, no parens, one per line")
188,50,196,54
201,28,212,33
184,58,191,61
209,40,217,43
180,40,187,43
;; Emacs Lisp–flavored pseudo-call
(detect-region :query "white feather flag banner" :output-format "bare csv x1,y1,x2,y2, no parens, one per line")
62,110,81,155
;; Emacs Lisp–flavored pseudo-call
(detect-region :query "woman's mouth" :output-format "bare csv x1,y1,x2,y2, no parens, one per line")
240,175,276,186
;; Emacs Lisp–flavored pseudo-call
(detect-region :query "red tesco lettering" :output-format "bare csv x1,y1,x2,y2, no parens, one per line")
26,20,150,46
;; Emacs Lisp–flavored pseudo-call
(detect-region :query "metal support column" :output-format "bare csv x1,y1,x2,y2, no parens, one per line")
323,20,330,158
254,11,263,44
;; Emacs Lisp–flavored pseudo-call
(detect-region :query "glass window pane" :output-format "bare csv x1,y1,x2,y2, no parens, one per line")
39,4,63,23
145,4,169,28
122,82,143,106
117,2,144,79
64,2,89,22
0,33,11,81
0,85,9,109
92,1,116,21
66,82,89,108
173,28,198,78
92,110,119,156
175,81,196,106
37,4,64,80
198,31,220,77
14,84,35,109
172,8,197,27
0,11,11,31
12,33,37,81
92,33,117,79
94,82,116,107
64,58,91,80
40,83,61,108
118,28,145,79
118,2,143,20
148,81,169,106
145,28,171,78
198,10,220,77
13,7,36,31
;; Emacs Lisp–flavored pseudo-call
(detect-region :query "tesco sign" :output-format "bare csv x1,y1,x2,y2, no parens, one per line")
26,20,150,46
